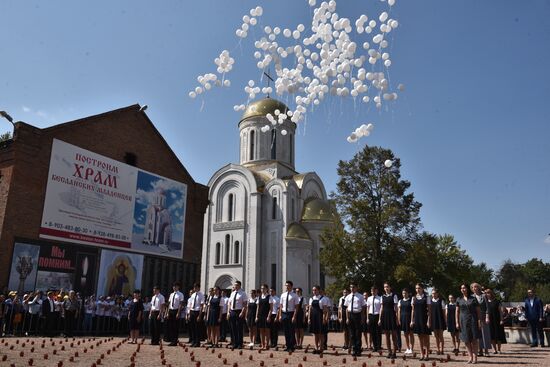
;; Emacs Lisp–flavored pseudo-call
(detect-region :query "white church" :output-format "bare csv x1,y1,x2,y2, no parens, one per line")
200,97,334,294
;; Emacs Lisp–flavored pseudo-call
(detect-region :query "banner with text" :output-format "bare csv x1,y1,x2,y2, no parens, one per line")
40,139,187,259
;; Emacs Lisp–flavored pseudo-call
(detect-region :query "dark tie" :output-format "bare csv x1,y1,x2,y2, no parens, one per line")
351,294,355,313
285,293,289,312
232,291,238,310
192,294,197,309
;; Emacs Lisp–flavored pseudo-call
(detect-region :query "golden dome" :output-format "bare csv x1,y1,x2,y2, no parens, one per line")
240,98,289,122
286,222,312,240
301,198,334,222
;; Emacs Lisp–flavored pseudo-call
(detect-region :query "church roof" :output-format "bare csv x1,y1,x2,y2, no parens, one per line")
301,197,335,222
240,97,289,123
286,222,312,241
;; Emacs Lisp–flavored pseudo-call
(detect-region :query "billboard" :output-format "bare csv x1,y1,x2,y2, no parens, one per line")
97,249,144,297
40,139,187,259
8,240,98,296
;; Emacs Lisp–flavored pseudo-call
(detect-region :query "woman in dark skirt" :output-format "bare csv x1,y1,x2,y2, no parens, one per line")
206,286,222,347
457,283,481,364
362,291,372,350
308,285,329,354
294,287,306,349
410,283,431,361
485,288,506,353
128,290,143,344
255,284,273,350
398,288,414,355
247,289,258,348
446,294,460,353
431,288,446,355
378,282,399,359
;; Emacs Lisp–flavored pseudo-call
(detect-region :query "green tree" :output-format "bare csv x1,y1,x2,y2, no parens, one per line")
320,145,422,292
496,258,550,301
0,131,12,142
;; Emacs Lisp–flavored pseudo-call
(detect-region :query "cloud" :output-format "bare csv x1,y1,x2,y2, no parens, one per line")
544,235,550,244
20,105,51,120
150,178,186,194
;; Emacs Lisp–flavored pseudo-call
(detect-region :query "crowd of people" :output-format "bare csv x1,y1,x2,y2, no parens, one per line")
1,281,548,364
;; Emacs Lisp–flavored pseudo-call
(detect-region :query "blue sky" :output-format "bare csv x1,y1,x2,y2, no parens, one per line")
1,0,549,271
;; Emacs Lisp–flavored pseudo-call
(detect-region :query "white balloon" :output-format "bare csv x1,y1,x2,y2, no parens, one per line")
281,129,288,136
189,91,196,99
398,83,405,91
384,159,393,168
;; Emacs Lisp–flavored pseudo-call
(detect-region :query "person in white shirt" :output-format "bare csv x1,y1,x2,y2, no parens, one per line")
227,280,248,349
294,287,306,349
277,280,301,352
219,290,230,342
149,285,165,345
338,289,350,351
166,282,184,346
320,289,332,350
345,283,366,357
366,285,382,351
187,283,205,347
269,287,280,348
256,284,274,350
308,285,329,354
379,282,399,359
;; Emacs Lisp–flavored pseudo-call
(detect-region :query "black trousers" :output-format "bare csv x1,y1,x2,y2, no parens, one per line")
281,312,296,350
219,314,228,341
167,310,179,344
368,314,381,350
64,311,76,337
529,319,545,346
229,310,244,348
269,314,278,347
149,311,161,344
348,313,363,354
188,311,200,346
42,314,56,337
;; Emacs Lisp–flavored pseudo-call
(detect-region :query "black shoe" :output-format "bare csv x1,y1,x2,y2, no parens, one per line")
168,342,177,346
386,353,392,359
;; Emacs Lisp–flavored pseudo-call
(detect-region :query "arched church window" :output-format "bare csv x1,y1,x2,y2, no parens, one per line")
225,234,231,264
271,129,277,159
234,241,240,264
215,242,221,265
228,193,234,222
272,196,278,220
291,197,296,221
249,130,255,160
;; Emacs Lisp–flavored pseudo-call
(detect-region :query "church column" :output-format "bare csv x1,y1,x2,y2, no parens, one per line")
200,202,213,289
245,192,262,291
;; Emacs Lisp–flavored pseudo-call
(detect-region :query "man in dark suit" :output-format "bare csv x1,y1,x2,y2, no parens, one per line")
42,291,56,337
524,289,545,347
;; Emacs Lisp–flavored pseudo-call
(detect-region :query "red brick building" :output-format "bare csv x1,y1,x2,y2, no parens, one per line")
0,104,208,296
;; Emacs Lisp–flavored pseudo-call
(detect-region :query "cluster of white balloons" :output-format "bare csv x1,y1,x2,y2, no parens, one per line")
347,123,374,143
236,6,264,38
191,0,405,141
189,50,234,99
384,159,393,168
